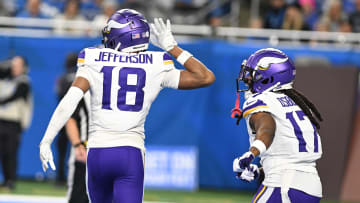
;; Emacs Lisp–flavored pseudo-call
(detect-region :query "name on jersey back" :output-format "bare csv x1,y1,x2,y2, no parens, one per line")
95,51,153,64
277,96,296,107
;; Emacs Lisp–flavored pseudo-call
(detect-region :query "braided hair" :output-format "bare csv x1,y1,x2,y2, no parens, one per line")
278,89,323,130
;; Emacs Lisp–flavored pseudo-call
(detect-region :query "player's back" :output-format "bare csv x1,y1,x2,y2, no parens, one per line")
243,91,322,171
76,47,180,149
242,91,323,196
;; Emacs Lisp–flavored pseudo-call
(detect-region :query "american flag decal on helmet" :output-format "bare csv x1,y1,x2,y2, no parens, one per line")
132,33,140,39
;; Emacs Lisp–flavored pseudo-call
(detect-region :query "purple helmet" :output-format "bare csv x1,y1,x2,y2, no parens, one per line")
237,48,296,93
102,9,150,52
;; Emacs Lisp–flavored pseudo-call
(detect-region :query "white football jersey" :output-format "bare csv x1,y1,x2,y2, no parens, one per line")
242,91,322,197
75,47,180,150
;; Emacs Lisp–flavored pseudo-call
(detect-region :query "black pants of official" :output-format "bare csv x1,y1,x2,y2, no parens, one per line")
56,128,69,184
69,161,89,203
0,120,21,186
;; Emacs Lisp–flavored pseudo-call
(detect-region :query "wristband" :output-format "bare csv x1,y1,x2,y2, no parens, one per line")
250,140,267,155
177,51,193,66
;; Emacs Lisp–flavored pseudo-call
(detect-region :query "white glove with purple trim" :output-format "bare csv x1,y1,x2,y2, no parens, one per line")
233,151,255,172
237,164,260,182
150,18,177,51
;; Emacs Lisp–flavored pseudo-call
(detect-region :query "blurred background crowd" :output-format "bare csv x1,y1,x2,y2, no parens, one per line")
0,0,360,34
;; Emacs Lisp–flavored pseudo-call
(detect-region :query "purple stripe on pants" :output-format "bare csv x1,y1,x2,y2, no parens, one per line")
87,146,144,203
252,184,321,203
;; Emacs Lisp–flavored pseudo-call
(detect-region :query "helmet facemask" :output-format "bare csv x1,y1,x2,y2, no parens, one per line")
236,60,259,93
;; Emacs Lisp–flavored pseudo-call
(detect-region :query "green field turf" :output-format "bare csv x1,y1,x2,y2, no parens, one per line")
0,180,346,203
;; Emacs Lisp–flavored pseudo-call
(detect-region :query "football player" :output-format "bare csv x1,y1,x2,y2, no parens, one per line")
65,92,90,203
232,48,323,203
39,9,215,203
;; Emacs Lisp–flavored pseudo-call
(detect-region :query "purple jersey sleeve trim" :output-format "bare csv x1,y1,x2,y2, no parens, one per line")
78,49,86,59
243,99,267,113
163,53,172,61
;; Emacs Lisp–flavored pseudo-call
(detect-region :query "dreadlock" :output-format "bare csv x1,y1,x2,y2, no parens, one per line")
278,89,323,130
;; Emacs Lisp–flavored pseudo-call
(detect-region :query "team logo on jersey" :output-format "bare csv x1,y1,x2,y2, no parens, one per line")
257,57,288,70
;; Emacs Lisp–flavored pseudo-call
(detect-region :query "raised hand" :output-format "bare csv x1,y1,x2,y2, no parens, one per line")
150,18,177,51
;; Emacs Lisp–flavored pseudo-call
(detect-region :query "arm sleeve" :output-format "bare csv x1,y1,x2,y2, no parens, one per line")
0,82,29,104
160,53,181,89
75,66,94,86
161,68,181,89
71,99,85,120
40,86,84,144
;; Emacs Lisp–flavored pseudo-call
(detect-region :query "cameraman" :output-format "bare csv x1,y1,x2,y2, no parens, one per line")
0,56,33,190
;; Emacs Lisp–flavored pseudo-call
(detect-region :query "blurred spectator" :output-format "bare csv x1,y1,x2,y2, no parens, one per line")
0,1,15,16
314,18,330,31
319,0,348,32
343,0,356,13
249,17,263,29
54,53,77,186
16,0,49,18
339,19,352,32
54,0,86,35
79,0,103,20
39,0,61,18
92,0,118,32
0,56,33,191
147,0,175,20
282,4,308,30
299,0,321,30
349,0,360,32
120,0,149,18
207,1,232,26
43,0,67,13
171,0,203,24
263,0,288,29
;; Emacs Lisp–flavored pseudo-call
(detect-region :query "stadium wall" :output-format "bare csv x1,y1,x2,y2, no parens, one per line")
0,36,358,200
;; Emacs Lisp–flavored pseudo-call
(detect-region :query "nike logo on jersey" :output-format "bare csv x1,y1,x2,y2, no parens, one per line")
245,100,256,106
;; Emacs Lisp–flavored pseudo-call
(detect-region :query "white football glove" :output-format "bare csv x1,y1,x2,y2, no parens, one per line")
39,141,56,172
150,18,177,51
233,156,244,173
237,164,260,182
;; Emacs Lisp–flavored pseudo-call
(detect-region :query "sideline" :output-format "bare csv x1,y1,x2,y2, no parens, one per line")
0,194,175,203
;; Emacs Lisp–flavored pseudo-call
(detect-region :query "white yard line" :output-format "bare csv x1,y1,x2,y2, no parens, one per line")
0,194,174,203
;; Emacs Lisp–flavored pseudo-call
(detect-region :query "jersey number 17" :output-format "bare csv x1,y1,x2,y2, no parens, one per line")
286,110,319,153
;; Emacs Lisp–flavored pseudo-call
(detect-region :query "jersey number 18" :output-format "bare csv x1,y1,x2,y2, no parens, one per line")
101,66,146,112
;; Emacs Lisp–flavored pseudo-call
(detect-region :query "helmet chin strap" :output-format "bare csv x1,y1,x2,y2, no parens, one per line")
262,81,293,93
263,82,281,93
272,82,293,92
115,42,122,51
